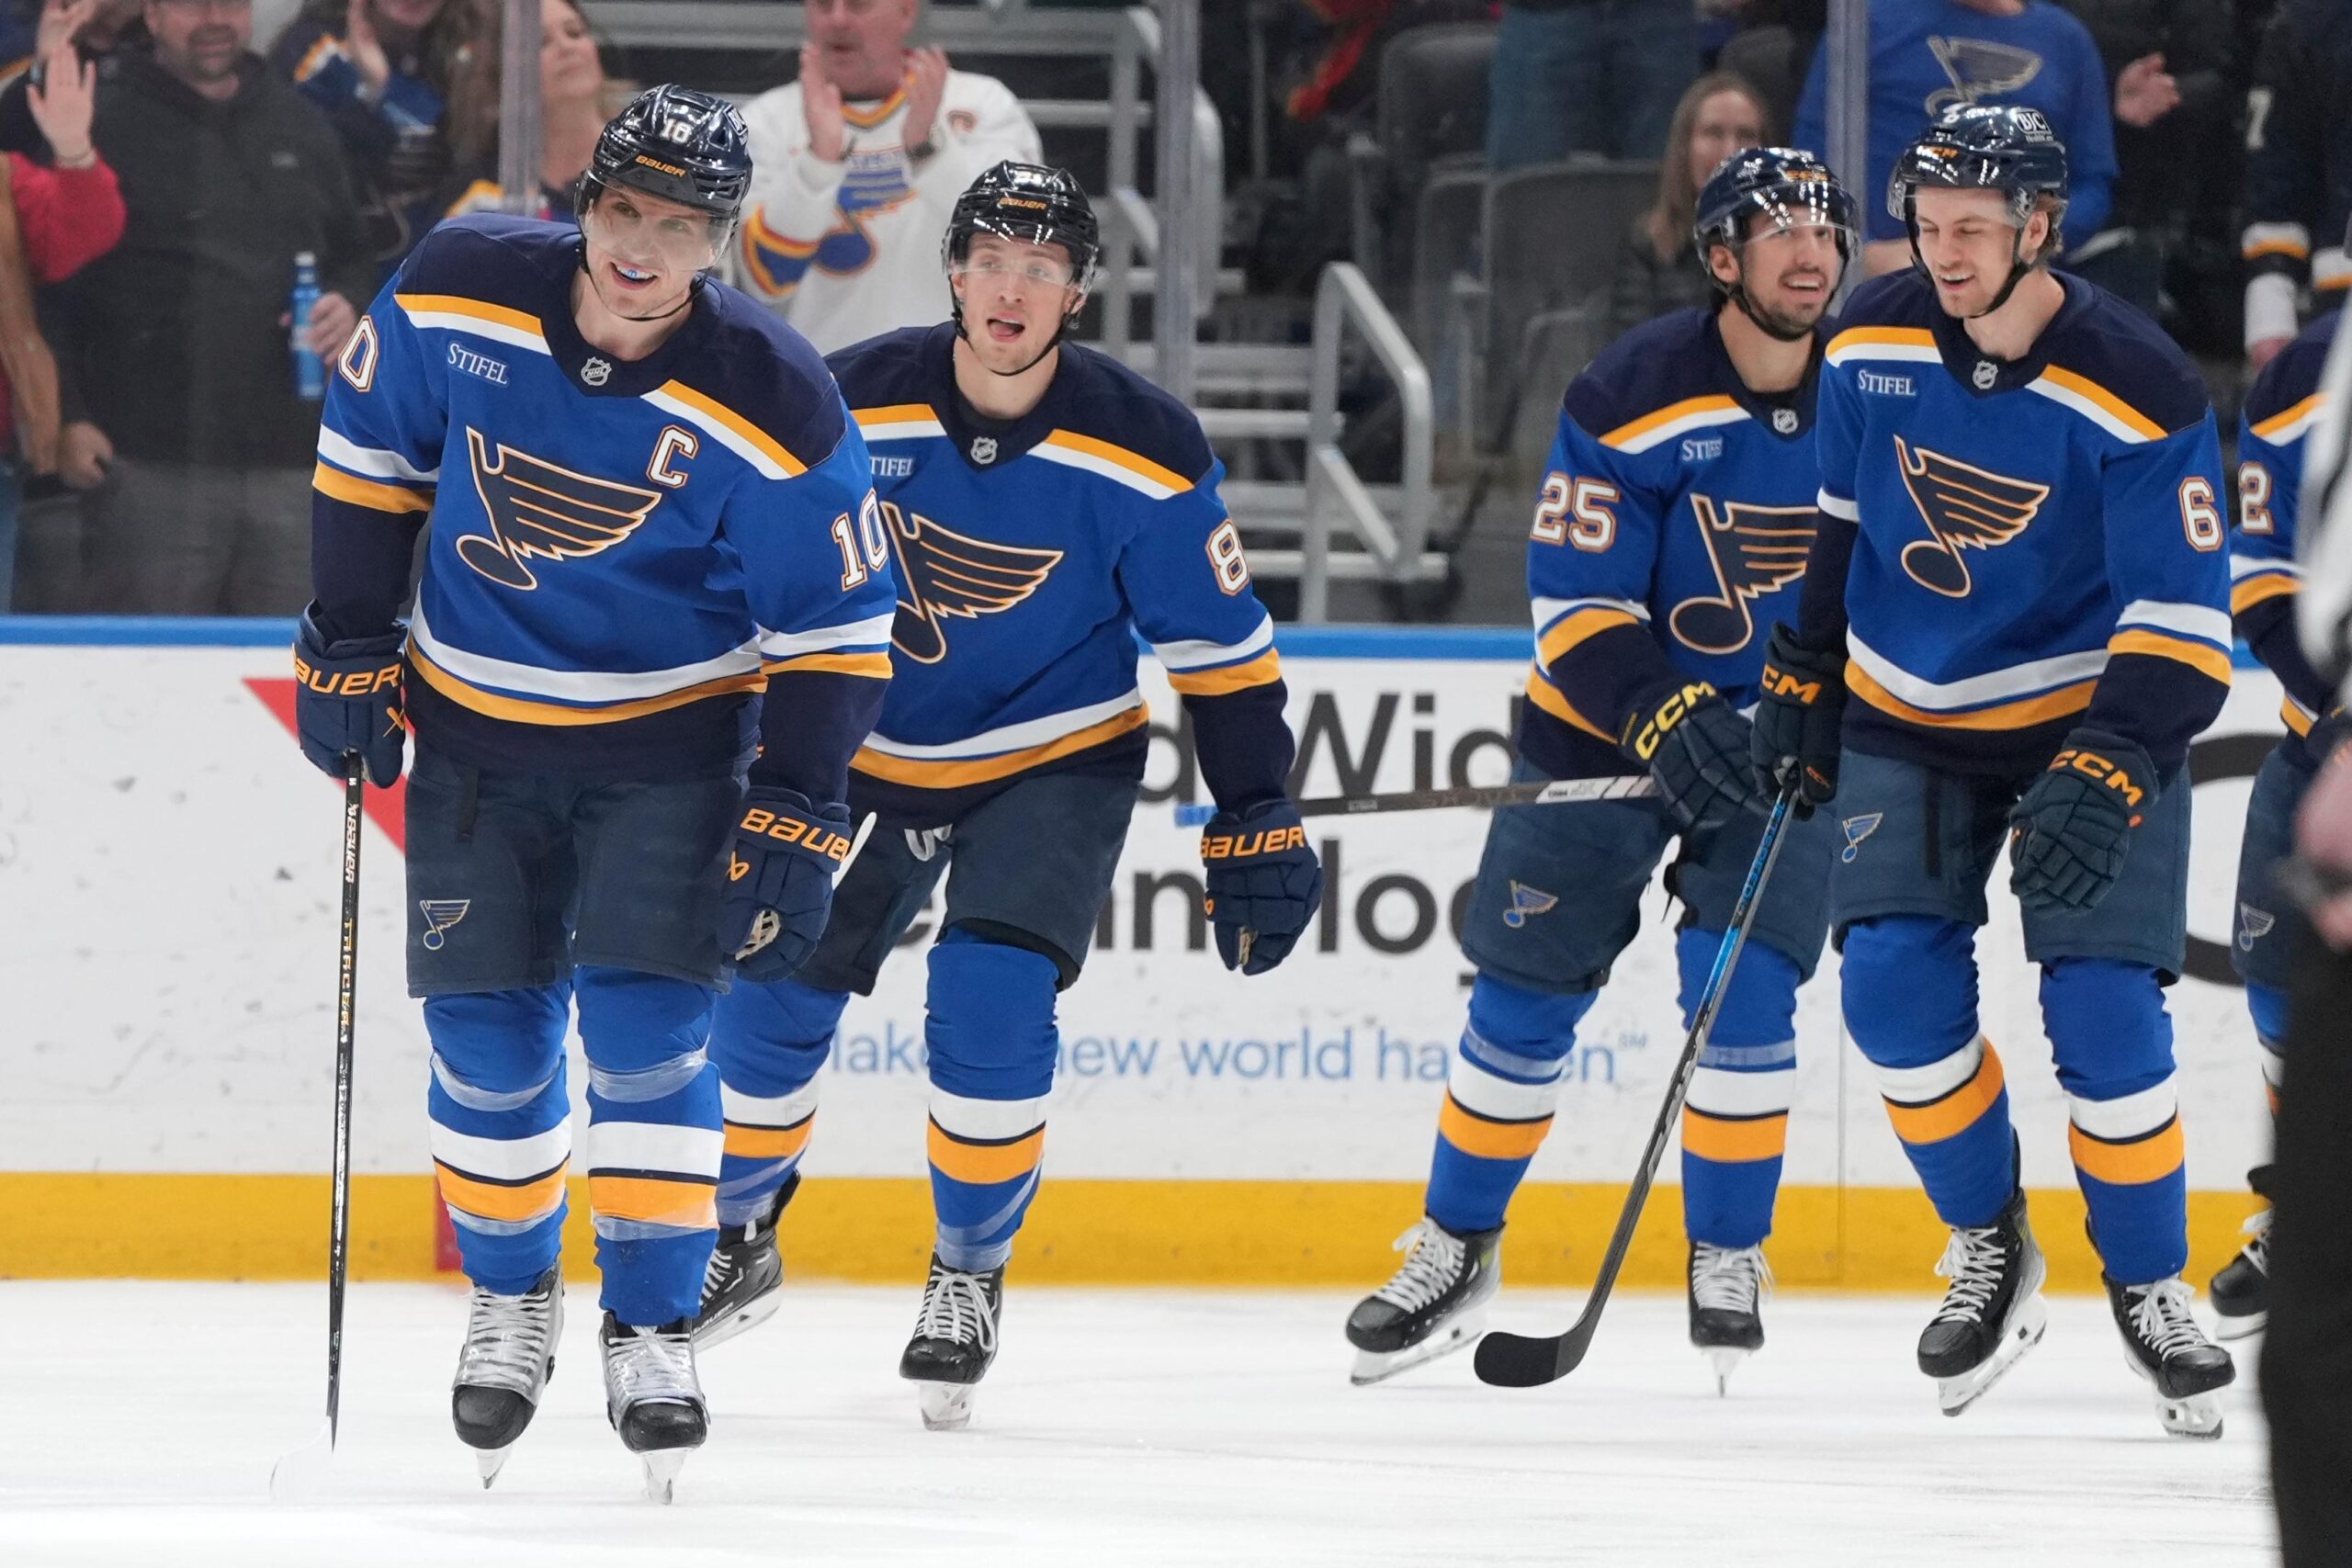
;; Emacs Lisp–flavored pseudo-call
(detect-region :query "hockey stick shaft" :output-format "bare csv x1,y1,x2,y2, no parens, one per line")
325,757,363,1441
1170,775,1657,829
1473,783,1800,1389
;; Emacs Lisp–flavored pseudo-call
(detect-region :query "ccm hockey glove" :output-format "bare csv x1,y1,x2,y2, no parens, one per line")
292,605,406,785
1749,625,1847,813
2007,728,2155,913
1619,678,1765,832
722,787,856,982
1201,799,1325,976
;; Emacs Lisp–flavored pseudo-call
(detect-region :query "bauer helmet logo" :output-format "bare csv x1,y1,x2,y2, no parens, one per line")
419,899,471,951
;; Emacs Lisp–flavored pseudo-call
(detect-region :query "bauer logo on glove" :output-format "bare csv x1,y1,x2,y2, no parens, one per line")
1198,799,1324,976
737,804,855,861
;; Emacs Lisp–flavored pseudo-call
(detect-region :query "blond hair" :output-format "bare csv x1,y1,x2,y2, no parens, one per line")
1642,72,1771,264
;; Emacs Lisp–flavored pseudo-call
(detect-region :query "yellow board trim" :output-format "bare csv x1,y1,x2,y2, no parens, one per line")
2233,573,2301,615
927,1122,1046,1185
313,461,432,515
1848,663,2097,732
1436,1095,1552,1161
0,1173,2268,1292
408,646,766,728
2069,1118,2188,1187
2109,627,2234,685
852,706,1151,788
2253,392,2324,441
1680,1109,1790,1164
1600,394,1739,451
1166,648,1283,696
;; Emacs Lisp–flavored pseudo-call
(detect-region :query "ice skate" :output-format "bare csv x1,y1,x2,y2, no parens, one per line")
1917,1190,2047,1416
1688,1243,1770,1395
899,1253,1003,1431
600,1314,707,1503
2207,1208,2269,1341
2109,1276,2235,1439
690,1171,796,1351
1344,1218,1502,1386
450,1265,563,1488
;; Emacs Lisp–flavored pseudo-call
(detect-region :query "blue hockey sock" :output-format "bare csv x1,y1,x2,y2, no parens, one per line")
2246,980,2290,1118
708,976,847,1226
924,933,1060,1272
424,983,574,1296
2045,959,2188,1284
1425,973,1593,1235
1676,928,1800,1250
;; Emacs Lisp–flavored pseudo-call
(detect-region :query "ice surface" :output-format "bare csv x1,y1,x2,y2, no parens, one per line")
0,1281,2272,1566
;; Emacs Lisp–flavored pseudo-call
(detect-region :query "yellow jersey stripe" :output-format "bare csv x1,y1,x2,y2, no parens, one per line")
1041,430,1193,495
851,706,1151,789
2107,627,2234,684
2253,392,2324,442
2035,366,2167,442
2231,574,2301,615
1537,606,1642,669
1847,664,2097,730
854,403,941,427
2068,1118,2186,1187
1521,668,1617,744
763,649,895,678
1600,394,1740,451
651,380,807,477
1166,648,1283,696
313,461,432,514
408,646,764,726
395,292,544,339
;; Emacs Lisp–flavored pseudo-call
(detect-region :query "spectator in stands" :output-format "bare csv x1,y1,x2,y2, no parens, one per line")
436,0,616,221
1486,0,1699,172
1609,71,1766,337
1713,0,1823,139
737,0,1040,354
0,0,145,152
2242,0,2350,369
270,0,474,276
51,0,371,615
2047,1,2235,323
1793,0,2116,278
0,38,123,610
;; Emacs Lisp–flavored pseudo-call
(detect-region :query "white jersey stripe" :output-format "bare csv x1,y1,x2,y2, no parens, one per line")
863,690,1145,760
1847,633,2109,713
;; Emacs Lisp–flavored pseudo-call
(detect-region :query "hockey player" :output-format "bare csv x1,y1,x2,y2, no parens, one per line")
694,162,1323,1430
2210,299,2343,1338
288,85,896,1498
1751,103,2237,1437
1342,149,1853,1391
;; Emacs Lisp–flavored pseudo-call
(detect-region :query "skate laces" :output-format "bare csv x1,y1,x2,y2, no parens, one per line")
1374,1222,1469,1314
605,1323,701,1408
2125,1278,2211,1359
916,1265,999,1354
1930,1224,2009,1325
2239,1209,2271,1273
1690,1244,1773,1314
458,1280,557,1394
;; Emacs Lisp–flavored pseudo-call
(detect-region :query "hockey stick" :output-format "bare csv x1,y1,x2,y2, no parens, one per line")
1472,780,1800,1389
271,756,366,1501
1170,775,1657,829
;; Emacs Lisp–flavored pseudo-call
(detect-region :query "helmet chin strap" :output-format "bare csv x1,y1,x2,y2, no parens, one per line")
952,290,1086,378
1718,243,1821,344
1905,204,2038,321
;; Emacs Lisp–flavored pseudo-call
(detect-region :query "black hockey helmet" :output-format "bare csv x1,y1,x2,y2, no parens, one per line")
1692,147,1857,339
943,161,1102,374
582,85,754,231
1888,104,2070,315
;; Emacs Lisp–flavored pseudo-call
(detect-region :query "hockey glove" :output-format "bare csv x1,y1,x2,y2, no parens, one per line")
1619,679,1765,832
292,605,406,786
1201,799,1325,976
1748,625,1847,814
2007,728,2155,913
721,787,857,983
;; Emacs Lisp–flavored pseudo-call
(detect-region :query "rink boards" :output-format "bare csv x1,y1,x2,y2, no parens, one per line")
0,621,2281,1289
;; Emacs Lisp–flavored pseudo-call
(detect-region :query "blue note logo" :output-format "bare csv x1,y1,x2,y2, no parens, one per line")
1503,882,1559,928
419,899,471,951
1925,36,2043,116
1839,813,1883,863
1668,497,1817,655
1894,437,2047,598
458,428,664,591
882,500,1064,663
2238,902,2277,952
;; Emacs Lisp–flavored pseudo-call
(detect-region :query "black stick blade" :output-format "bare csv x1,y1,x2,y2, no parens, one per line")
1473,1318,1599,1388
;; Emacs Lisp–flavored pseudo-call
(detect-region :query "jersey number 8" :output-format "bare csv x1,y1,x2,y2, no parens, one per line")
831,491,892,589
1206,520,1251,594
1532,473,1618,551
2178,476,2222,552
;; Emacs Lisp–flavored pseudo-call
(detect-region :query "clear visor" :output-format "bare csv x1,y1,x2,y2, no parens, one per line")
581,186,729,274
949,252,1079,291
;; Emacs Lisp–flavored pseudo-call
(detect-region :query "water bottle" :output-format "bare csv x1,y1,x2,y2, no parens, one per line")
290,252,324,401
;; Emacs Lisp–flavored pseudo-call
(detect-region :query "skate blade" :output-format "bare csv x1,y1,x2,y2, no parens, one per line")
917,1381,976,1432
2155,1391,2226,1440
475,1445,514,1489
639,1448,687,1505
268,1418,334,1503
1936,1294,2049,1417
1348,1307,1487,1387
691,1291,783,1353
2211,1309,2266,1343
1705,1346,1750,1398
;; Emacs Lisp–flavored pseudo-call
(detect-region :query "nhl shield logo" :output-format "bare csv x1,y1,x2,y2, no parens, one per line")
969,436,999,465
419,899,471,951
1839,812,1883,863
582,355,613,387
2238,902,2278,952
1503,881,1559,929
1771,407,1799,435
1972,359,1998,391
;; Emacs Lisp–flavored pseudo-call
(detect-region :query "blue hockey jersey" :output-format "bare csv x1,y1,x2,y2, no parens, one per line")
1521,307,1826,781
309,215,897,796
1797,270,2232,774
1794,0,2116,246
2235,309,2342,749
827,324,1295,823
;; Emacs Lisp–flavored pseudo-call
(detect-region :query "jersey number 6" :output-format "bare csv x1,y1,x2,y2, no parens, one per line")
1532,473,1619,551
2178,476,2222,552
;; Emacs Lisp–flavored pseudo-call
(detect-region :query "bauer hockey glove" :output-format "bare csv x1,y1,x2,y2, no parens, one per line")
1748,625,1846,814
1201,799,1325,976
292,605,406,786
1619,678,1764,832
721,787,856,983
2007,728,2155,913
